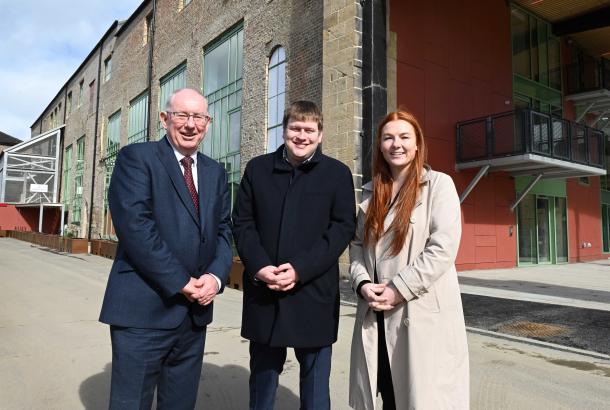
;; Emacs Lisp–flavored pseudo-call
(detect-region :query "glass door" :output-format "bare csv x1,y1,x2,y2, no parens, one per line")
518,194,568,264
536,197,551,263
518,195,538,264
555,197,568,262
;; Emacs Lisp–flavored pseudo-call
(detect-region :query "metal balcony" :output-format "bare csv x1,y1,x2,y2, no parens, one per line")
456,109,607,206
456,108,606,178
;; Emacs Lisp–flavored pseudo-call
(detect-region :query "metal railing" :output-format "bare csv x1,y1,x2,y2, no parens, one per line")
456,108,605,168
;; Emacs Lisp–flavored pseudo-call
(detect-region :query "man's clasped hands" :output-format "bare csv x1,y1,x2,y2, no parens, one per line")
181,274,219,306
255,263,299,292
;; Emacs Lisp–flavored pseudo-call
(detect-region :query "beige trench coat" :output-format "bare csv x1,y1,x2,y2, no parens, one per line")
349,168,469,410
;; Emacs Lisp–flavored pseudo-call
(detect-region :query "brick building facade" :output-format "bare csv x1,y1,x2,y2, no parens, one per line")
29,0,610,272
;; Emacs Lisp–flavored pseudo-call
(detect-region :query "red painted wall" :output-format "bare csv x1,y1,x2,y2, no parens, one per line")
390,0,515,270
0,204,32,231
566,179,603,261
0,205,61,234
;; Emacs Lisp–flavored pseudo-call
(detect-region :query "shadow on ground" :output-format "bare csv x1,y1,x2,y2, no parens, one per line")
79,362,300,409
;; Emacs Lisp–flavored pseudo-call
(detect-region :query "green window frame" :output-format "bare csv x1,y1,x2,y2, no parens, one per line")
202,24,243,207
106,110,121,158
511,6,562,113
158,63,187,138
128,91,149,144
73,136,85,225
516,194,568,265
62,145,72,206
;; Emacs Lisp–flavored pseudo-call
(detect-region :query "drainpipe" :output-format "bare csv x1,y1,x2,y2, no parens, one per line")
146,0,157,142
87,36,106,241
361,0,387,184
58,87,68,209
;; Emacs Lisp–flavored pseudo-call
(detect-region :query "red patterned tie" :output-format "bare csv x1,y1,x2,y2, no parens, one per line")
180,156,199,214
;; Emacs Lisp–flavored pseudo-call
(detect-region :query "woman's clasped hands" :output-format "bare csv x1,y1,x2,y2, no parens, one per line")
360,282,405,311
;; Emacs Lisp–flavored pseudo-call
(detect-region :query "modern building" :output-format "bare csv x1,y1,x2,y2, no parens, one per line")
23,0,610,272
0,129,63,232
382,0,610,268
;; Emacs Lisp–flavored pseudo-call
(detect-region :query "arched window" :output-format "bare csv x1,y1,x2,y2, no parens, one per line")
267,47,286,152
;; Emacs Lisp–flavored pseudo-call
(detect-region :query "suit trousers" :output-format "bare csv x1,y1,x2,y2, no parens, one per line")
109,314,206,410
249,341,332,410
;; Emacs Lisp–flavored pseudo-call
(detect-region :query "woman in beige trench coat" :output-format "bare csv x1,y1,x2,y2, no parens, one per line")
349,110,469,410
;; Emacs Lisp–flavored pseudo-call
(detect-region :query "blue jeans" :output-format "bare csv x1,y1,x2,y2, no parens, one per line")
249,341,332,410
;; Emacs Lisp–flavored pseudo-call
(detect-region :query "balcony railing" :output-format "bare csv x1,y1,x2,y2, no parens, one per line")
456,108,605,169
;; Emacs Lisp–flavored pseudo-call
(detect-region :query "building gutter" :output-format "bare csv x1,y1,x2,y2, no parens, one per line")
58,87,68,205
146,0,157,141
87,38,106,241
361,0,387,184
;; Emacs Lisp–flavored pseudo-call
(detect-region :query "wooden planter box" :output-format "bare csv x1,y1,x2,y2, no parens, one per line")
5,230,88,254
90,239,117,259
61,238,88,254
227,257,244,290
90,239,102,255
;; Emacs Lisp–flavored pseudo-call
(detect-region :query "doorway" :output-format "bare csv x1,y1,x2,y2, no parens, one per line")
517,194,568,264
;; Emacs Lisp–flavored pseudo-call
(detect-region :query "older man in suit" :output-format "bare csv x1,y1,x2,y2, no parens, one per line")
99,88,232,409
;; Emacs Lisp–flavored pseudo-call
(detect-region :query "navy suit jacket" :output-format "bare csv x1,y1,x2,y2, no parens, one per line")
99,137,233,329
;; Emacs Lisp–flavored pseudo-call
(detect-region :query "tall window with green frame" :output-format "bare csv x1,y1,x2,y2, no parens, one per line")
73,136,85,225
128,91,149,144
158,63,186,138
202,25,243,207
104,110,121,240
62,145,72,208
511,6,562,116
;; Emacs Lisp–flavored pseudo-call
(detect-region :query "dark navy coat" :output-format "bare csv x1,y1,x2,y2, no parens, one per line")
232,145,356,347
99,137,233,329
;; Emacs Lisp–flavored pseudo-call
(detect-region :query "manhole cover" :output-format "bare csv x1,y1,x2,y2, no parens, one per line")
498,321,568,338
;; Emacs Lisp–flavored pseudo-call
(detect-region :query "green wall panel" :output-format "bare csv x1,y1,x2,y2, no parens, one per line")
515,176,566,197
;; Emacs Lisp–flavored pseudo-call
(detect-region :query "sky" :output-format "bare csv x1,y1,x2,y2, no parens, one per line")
0,0,143,141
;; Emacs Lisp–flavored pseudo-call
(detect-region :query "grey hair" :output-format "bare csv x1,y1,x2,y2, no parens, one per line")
164,88,206,111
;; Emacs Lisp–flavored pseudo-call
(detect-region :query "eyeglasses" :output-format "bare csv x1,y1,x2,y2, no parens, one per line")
168,111,213,126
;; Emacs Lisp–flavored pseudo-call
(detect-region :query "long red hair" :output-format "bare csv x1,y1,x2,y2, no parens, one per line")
364,110,428,256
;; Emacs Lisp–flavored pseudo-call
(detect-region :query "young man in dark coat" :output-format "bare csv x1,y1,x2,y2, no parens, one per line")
232,100,356,410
